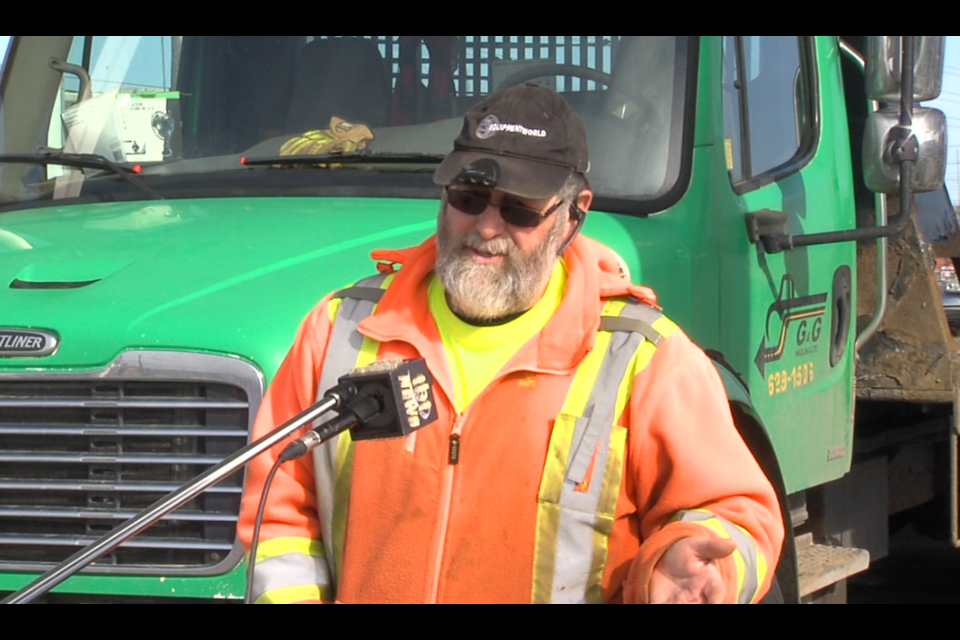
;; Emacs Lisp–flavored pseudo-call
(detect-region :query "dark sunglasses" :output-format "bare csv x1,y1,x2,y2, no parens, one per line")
445,188,564,228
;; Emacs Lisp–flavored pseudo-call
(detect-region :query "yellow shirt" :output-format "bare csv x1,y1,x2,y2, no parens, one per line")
428,263,567,412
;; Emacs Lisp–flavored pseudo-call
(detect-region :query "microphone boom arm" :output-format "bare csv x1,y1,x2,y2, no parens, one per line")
2,388,354,605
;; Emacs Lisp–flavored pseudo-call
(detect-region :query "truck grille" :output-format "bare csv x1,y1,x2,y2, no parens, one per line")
0,352,262,575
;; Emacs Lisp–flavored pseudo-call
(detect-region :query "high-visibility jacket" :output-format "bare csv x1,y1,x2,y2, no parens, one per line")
238,235,784,604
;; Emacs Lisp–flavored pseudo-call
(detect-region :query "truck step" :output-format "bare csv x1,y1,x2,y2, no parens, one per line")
797,536,870,598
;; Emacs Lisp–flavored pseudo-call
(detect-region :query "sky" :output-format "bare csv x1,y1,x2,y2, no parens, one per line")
0,35,957,201
928,35,960,204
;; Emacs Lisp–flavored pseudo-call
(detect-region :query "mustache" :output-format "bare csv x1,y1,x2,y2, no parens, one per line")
458,233,517,257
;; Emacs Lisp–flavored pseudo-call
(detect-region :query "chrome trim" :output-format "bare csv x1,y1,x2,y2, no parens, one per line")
0,399,248,409
0,453,227,465
0,507,238,523
840,39,889,353
0,480,242,494
0,350,264,577
0,329,59,358
0,536,235,552
0,351,263,403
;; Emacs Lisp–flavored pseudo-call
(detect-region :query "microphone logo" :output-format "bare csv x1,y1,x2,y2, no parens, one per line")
399,372,433,429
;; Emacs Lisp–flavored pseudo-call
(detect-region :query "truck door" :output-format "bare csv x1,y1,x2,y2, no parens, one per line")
719,36,857,493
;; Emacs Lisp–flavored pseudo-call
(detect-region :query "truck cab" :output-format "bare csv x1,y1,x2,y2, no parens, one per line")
0,36,953,603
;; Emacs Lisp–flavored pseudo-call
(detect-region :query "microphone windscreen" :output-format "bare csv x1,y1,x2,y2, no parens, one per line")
339,359,438,441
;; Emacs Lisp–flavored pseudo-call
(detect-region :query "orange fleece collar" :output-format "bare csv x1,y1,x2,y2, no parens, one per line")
362,234,658,374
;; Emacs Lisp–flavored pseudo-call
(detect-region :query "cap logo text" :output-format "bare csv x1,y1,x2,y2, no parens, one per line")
476,115,547,140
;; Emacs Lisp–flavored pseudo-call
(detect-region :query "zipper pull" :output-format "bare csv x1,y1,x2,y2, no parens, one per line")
449,434,461,465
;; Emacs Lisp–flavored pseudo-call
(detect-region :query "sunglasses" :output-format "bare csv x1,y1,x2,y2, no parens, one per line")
445,188,564,228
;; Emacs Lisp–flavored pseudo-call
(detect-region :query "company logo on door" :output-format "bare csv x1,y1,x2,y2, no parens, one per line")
0,329,59,357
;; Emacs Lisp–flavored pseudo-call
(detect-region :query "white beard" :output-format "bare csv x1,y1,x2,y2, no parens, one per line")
436,211,565,322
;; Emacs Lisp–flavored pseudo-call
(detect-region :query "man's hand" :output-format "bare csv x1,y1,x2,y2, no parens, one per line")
649,537,737,604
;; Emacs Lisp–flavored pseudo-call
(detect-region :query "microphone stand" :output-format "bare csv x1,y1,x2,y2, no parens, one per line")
2,387,356,605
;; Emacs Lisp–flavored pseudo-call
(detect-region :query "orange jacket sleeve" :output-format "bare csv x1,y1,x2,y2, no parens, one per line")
621,331,784,604
237,297,336,604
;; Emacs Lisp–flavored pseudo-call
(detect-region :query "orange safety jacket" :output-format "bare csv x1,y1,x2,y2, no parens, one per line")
238,235,784,604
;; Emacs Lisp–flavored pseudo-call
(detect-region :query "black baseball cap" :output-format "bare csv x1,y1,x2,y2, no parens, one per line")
434,84,589,199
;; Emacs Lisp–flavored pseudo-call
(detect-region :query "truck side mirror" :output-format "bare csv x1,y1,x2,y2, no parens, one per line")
864,106,947,195
865,36,945,102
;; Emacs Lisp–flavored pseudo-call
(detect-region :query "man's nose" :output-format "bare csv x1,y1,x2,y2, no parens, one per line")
473,201,507,240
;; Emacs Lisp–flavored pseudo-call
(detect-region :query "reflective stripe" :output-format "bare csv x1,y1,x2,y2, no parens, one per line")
255,536,325,564
599,301,666,347
256,585,326,605
250,537,331,604
333,286,389,304
306,283,700,605
676,510,765,604
534,298,668,604
312,274,391,594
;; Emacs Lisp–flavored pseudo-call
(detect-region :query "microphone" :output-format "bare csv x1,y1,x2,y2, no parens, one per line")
280,359,437,461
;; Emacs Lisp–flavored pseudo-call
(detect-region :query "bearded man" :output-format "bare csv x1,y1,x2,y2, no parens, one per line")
238,84,784,605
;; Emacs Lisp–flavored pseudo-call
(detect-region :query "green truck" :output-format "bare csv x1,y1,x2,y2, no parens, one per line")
0,36,953,603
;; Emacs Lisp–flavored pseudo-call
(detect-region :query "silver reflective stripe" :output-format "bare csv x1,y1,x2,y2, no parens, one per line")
251,552,331,603
598,314,664,347
550,301,654,604
677,511,760,605
599,301,665,346
312,274,388,588
333,287,387,304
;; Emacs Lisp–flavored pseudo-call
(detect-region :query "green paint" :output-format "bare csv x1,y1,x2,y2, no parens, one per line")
0,35,876,601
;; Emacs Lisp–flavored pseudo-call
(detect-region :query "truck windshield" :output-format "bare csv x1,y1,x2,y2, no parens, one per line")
0,36,691,213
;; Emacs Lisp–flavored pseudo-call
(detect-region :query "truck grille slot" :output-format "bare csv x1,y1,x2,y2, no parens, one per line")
0,353,262,575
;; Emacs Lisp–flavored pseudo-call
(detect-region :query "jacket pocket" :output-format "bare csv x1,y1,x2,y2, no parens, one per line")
538,412,621,519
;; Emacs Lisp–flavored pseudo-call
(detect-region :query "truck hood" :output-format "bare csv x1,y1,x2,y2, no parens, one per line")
0,197,437,376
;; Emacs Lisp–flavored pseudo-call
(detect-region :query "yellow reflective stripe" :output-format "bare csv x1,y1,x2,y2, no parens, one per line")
586,423,628,604
331,434,355,584
255,537,325,564
255,584,328,605
532,413,577,603
531,503,563,604
559,300,625,417
328,298,342,323
651,315,679,340
534,299,644,604
614,344,647,426
326,273,391,581
597,426,628,521
736,521,768,604
754,534,769,603
687,516,748,600
677,509,770,604
327,273,393,324
612,313,678,434
357,337,380,369
250,538,331,604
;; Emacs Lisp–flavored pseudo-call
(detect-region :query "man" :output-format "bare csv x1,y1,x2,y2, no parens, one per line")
238,84,784,604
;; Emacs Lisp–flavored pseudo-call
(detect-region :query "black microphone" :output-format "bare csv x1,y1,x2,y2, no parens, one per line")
280,359,437,461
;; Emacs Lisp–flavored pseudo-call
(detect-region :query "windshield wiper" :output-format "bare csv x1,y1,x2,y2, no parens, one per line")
241,151,446,168
0,151,164,201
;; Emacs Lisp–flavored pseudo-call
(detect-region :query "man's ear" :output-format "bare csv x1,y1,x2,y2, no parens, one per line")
557,189,593,256
576,189,594,214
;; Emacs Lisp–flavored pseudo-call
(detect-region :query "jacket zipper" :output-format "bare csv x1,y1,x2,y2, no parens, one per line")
422,361,581,603
427,412,466,603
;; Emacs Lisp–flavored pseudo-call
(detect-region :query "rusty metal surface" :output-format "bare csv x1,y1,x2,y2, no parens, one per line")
917,187,960,259
857,204,958,402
